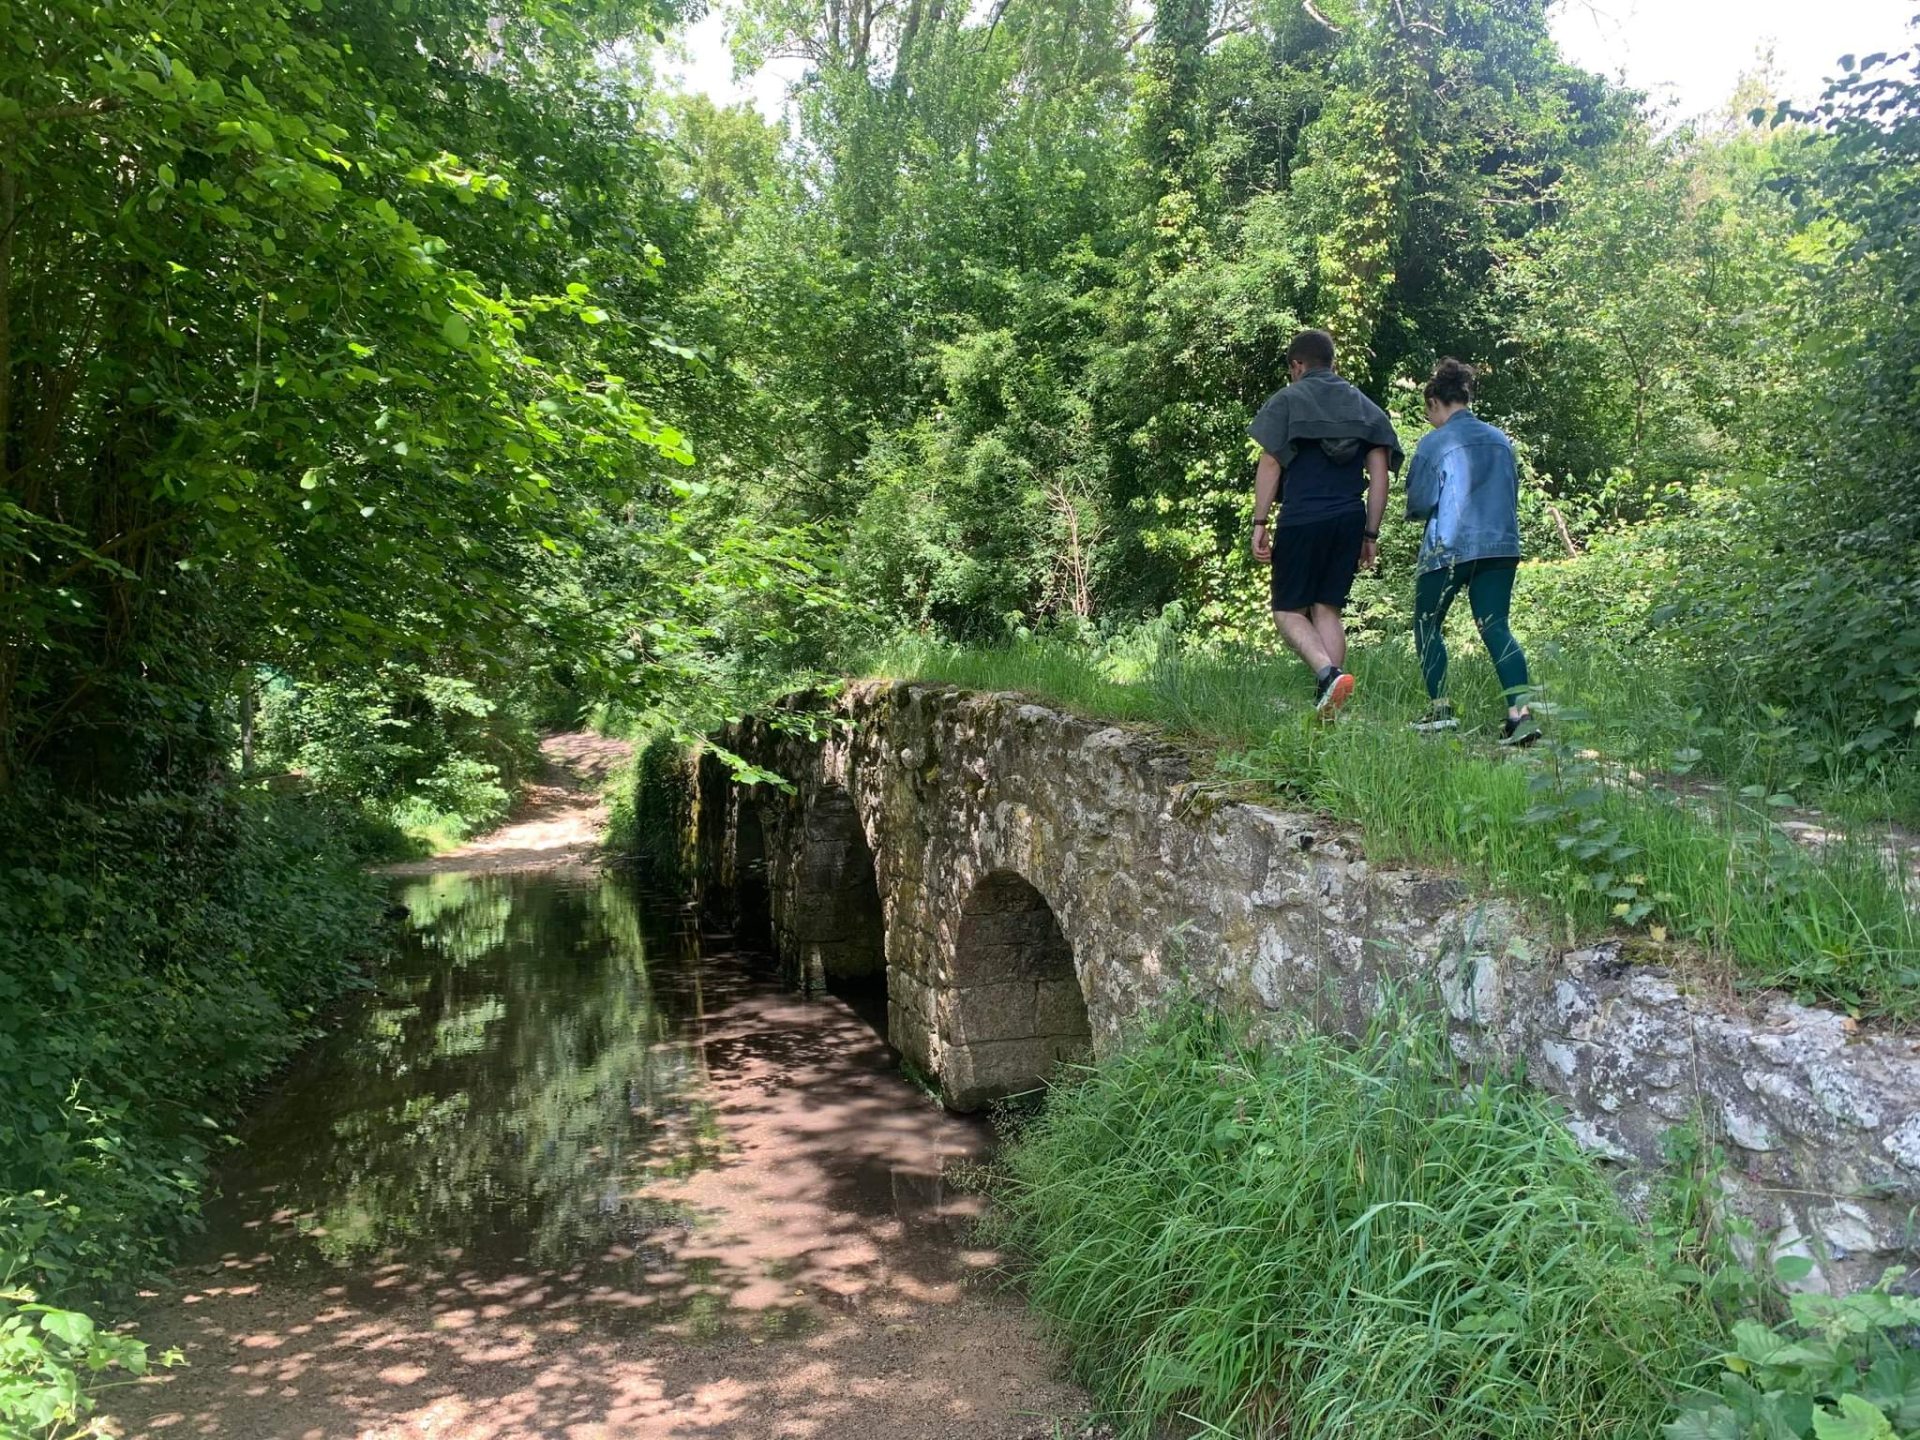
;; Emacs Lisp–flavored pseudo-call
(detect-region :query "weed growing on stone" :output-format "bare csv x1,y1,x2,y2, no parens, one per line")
1243,710,1919,1020
983,1001,1726,1440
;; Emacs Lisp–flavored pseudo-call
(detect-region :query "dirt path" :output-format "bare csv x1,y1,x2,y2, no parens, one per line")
107,734,1090,1440
379,732,636,877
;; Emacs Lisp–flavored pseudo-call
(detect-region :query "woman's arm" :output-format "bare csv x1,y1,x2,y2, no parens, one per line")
1405,442,1440,520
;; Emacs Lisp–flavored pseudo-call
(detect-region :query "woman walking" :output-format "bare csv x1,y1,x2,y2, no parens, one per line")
1404,359,1539,745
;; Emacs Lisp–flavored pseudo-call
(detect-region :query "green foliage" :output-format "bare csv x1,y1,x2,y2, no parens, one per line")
0,0,841,807
1666,1277,1920,1440
679,0,1916,793
257,666,543,851
607,735,699,885
0,780,381,1432
0,787,384,1304
1667,531,1920,801
986,1000,1721,1439
1496,128,1807,509
0,1280,178,1440
2,0,691,777
0,1279,180,1440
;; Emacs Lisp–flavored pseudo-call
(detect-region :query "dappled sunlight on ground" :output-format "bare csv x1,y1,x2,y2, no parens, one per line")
381,734,634,876
105,739,1084,1439
116,1273,1064,1438
111,956,1079,1438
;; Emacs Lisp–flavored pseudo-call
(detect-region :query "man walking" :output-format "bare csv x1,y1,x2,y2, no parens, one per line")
1249,329,1402,715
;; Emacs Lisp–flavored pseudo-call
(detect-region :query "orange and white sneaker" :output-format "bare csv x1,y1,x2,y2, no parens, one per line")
1314,669,1355,718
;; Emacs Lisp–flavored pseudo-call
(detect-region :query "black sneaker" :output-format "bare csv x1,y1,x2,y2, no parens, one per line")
1410,704,1458,733
1313,669,1355,718
1500,711,1541,747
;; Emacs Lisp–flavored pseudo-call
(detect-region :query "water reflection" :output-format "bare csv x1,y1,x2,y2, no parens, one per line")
98,864,1090,1440
206,874,720,1279
191,870,995,1340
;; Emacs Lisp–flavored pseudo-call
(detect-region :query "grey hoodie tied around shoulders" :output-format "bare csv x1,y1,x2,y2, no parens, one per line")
1247,368,1405,473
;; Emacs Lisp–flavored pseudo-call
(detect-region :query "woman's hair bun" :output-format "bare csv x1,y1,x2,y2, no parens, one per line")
1424,358,1475,407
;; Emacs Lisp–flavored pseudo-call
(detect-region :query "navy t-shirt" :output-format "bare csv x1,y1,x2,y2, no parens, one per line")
1278,441,1369,527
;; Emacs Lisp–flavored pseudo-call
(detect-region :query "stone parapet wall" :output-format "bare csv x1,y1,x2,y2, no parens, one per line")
705,680,1920,1294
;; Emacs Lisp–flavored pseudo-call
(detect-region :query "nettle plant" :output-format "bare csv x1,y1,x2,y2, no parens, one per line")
0,1279,179,1440
1518,708,1672,931
1666,1274,1920,1440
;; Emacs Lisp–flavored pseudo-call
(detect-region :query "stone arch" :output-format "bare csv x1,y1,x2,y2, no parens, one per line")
775,782,885,993
939,870,1092,1110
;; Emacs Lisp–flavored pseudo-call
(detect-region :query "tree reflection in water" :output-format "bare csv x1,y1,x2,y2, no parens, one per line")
204,873,722,1280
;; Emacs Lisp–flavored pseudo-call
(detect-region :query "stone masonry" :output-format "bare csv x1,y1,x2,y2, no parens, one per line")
699,680,1920,1294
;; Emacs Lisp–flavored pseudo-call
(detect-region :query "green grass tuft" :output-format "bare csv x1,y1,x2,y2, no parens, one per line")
985,1002,1723,1440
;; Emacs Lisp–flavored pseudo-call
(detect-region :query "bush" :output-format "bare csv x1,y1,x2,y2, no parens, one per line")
1672,490,1920,786
986,1001,1721,1440
256,665,542,848
0,1282,176,1440
0,784,384,1303
1666,1277,1920,1439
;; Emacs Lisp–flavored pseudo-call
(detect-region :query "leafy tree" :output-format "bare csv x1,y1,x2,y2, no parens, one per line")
1496,123,1810,515
1674,32,1920,759
0,0,801,796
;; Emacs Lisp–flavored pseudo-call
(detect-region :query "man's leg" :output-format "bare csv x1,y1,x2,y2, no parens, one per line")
1310,604,1346,670
1274,607,1354,715
1273,608,1335,674
1270,518,1354,714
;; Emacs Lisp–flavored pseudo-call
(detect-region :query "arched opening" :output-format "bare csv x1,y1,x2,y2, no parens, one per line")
783,784,885,1003
942,870,1091,1111
732,793,771,948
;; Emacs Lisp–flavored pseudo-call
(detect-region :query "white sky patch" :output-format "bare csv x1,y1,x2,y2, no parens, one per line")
663,0,1920,122
1549,0,1917,122
662,9,806,117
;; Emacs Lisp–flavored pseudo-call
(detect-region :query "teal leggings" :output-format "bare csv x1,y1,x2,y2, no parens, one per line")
1414,558,1530,706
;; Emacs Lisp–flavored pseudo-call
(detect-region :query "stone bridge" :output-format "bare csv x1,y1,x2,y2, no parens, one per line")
692,680,1920,1293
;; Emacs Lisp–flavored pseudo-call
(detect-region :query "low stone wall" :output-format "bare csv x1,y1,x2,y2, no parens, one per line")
699,680,1920,1294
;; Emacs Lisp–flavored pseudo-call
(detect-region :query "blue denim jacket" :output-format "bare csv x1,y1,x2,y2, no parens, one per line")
1405,411,1522,574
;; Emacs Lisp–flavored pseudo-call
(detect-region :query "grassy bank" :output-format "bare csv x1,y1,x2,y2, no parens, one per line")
985,1004,1726,1440
862,636,1919,1021
989,1004,1920,1440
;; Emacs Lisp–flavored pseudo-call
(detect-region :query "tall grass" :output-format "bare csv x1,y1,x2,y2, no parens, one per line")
986,1003,1722,1440
861,636,1920,1019
1245,711,1920,1018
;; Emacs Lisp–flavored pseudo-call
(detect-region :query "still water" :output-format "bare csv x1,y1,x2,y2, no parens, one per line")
193,870,993,1338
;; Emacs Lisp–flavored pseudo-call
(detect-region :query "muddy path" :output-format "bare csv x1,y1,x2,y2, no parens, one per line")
107,735,1088,1440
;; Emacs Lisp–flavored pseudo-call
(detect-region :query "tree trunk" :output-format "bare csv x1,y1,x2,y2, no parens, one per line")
240,669,256,778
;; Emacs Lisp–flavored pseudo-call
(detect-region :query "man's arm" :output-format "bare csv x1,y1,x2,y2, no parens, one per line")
1251,451,1282,562
1361,446,1389,569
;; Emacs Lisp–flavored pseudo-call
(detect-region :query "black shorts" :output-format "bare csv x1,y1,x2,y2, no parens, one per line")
1269,510,1364,613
